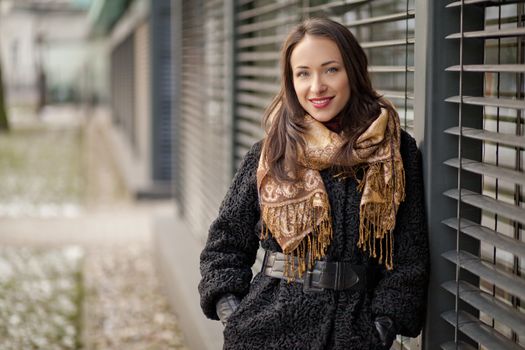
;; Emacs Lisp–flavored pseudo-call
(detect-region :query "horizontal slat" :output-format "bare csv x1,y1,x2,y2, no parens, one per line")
442,310,523,350
235,120,264,141
443,217,525,258
444,126,525,148
442,250,525,300
237,51,280,62
446,27,525,39
444,188,525,225
360,37,415,49
237,34,286,48
236,0,255,6
236,131,261,149
237,93,271,109
344,10,415,27
236,66,279,78
236,1,297,20
234,144,251,169
446,64,525,73
237,15,296,35
236,106,264,122
237,79,279,94
368,65,415,73
236,119,264,139
447,0,525,7
443,280,525,336
378,90,414,100
234,138,256,156
445,95,525,109
441,341,477,350
444,157,525,186
307,0,367,14
203,0,222,9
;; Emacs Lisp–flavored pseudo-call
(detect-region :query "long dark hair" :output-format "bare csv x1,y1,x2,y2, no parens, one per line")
262,17,394,181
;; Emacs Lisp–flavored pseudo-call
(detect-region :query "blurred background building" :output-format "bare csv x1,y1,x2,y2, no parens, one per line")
0,0,91,107
0,0,172,197
0,0,524,350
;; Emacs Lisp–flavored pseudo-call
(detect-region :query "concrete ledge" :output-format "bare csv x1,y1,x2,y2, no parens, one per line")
94,108,172,199
153,216,223,350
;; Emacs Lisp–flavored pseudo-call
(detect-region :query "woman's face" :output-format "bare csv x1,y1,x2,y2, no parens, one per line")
290,34,351,123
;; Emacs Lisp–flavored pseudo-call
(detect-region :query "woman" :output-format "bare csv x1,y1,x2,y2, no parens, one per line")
199,17,429,350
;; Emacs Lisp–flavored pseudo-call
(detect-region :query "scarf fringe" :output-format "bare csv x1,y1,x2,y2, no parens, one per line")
357,161,405,270
260,193,333,279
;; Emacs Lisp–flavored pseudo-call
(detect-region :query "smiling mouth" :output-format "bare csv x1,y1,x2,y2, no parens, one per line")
309,97,334,108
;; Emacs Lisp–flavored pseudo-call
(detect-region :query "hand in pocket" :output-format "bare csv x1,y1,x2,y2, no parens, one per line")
216,294,241,326
373,315,397,348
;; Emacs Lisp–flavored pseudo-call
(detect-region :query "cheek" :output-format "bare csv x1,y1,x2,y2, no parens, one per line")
293,84,307,101
292,80,300,92
338,80,351,100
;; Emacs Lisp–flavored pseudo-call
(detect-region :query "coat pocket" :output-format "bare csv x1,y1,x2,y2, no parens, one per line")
223,273,275,329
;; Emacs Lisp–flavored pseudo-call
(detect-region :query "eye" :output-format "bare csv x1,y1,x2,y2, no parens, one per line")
295,70,309,78
326,67,339,74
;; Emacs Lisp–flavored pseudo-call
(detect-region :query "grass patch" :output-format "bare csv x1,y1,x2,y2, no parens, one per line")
0,125,86,207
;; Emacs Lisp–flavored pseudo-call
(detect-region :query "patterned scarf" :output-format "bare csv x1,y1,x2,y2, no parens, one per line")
257,106,405,277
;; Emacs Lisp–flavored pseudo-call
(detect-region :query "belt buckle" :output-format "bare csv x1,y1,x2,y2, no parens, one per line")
303,270,324,293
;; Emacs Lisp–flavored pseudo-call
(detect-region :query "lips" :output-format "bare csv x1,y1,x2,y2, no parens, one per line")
309,96,334,109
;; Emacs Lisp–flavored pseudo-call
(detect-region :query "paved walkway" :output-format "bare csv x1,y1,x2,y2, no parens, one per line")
0,105,189,349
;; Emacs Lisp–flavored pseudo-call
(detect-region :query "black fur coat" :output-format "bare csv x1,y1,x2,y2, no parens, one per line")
199,131,429,350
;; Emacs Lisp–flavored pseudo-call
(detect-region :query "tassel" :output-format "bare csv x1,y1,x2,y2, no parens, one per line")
355,156,405,271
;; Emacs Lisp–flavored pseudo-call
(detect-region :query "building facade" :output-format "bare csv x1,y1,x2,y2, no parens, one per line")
88,0,174,197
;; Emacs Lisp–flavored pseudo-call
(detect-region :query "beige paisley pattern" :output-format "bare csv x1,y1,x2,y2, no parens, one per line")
257,104,405,275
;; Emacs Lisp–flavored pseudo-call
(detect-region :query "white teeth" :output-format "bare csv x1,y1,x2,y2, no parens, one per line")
311,99,330,104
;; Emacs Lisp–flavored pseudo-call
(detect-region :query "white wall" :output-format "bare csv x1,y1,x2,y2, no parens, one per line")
0,12,39,105
0,7,91,106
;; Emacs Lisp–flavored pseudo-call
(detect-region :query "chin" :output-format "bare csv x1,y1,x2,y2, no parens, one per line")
312,114,337,123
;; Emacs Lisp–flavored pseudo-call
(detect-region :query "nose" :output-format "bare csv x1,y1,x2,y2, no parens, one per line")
311,74,327,95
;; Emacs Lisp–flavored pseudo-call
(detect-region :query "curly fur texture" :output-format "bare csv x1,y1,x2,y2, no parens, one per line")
199,131,429,350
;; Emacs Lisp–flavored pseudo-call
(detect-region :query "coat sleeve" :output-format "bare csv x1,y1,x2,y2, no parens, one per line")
370,131,430,337
198,142,262,320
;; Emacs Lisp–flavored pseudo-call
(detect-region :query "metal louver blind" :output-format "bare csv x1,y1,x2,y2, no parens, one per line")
180,0,206,237
201,0,233,235
233,0,300,168
442,1,525,349
179,0,231,242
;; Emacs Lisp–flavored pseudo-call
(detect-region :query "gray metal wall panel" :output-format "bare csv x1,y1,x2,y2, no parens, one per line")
151,0,173,182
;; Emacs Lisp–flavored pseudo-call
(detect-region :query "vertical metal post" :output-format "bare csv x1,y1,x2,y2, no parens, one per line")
226,0,236,180
413,0,427,145
512,4,524,343
171,0,183,213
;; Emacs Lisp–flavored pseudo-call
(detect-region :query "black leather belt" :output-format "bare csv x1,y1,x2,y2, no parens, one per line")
261,250,366,293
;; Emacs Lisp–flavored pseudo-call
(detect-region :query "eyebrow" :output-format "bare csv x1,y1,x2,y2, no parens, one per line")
295,60,339,69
